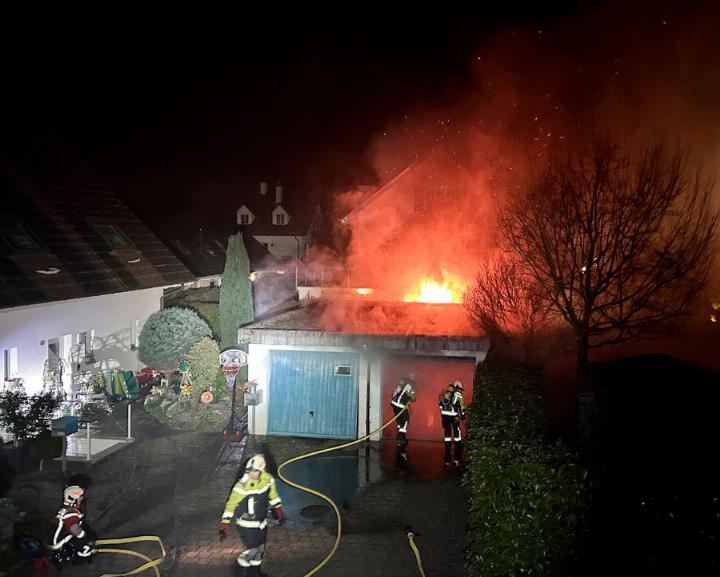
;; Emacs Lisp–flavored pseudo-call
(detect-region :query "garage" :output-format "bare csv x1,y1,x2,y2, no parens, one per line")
237,301,489,441
267,350,359,439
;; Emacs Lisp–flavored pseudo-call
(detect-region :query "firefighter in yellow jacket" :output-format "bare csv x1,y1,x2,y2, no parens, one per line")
219,454,284,576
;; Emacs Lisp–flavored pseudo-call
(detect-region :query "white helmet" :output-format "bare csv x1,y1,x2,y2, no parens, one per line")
63,485,85,506
246,454,266,472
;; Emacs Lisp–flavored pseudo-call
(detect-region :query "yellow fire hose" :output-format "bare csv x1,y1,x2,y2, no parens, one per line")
277,405,426,577
93,535,166,577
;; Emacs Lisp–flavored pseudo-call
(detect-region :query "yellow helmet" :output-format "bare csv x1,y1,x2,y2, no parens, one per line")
246,454,266,472
63,485,85,506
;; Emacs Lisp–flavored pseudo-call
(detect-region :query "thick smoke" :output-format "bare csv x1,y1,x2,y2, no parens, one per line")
317,1,720,341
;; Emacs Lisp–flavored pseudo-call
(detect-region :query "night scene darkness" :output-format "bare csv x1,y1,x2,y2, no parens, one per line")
1,2,720,576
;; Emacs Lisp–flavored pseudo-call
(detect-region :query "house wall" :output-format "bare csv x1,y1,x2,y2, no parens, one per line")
253,234,310,260
0,287,166,395
246,343,384,440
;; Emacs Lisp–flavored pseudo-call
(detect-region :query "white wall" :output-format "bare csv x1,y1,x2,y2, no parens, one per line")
0,287,167,395
246,343,382,440
253,234,310,260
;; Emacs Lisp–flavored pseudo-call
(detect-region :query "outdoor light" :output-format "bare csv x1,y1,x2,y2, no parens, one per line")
35,267,61,275
127,258,141,264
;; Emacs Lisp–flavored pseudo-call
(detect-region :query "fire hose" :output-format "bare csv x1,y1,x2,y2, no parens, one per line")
277,405,427,577
78,535,166,577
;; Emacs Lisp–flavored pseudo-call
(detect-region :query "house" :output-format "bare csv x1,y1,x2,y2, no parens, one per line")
0,122,194,395
237,181,320,261
237,300,488,441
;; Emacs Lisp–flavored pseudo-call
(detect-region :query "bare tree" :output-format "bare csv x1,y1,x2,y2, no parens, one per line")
464,252,552,361
498,139,718,382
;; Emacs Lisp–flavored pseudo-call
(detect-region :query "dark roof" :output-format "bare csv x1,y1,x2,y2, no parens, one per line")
165,231,280,277
0,121,194,308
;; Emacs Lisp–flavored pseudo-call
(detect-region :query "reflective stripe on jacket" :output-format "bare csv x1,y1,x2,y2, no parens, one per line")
221,471,282,526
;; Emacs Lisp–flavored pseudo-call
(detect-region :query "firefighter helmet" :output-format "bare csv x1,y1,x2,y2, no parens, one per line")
246,454,267,472
453,380,464,390
63,485,85,506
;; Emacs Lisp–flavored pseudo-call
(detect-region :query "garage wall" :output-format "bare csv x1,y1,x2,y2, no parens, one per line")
382,356,476,442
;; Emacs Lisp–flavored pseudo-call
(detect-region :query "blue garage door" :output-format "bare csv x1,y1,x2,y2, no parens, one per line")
268,350,359,439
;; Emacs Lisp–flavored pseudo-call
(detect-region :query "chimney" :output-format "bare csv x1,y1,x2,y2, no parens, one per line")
275,185,283,205
260,181,268,195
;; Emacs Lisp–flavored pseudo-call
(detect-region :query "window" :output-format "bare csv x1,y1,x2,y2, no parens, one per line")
240,213,250,225
3,222,41,250
275,214,285,225
335,365,352,376
94,224,133,249
3,347,18,381
130,320,139,349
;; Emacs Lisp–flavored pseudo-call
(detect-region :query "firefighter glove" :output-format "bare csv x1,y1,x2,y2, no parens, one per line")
218,522,230,540
273,506,285,523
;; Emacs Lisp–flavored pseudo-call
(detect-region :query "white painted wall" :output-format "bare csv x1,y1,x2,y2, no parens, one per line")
245,343,383,440
253,234,310,260
0,287,167,395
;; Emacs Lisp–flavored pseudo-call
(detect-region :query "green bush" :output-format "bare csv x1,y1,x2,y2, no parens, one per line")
464,357,590,576
212,370,229,401
143,395,170,425
0,391,60,441
192,303,221,340
138,307,212,370
186,337,221,404
219,232,254,348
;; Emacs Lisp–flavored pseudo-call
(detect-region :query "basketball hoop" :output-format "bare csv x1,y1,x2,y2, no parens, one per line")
221,363,241,380
219,347,248,439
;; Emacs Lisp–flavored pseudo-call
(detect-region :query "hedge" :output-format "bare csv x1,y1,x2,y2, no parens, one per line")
464,358,590,576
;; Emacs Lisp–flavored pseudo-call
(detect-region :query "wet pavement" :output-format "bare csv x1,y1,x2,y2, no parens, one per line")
5,403,469,577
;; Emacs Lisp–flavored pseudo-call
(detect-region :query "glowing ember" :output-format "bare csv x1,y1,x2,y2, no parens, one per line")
403,275,465,304
355,288,374,296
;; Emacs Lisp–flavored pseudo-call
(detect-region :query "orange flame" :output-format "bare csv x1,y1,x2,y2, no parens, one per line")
403,274,466,304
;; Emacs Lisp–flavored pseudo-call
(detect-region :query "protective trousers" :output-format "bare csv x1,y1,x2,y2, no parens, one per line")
237,525,267,576
442,415,463,464
393,404,409,444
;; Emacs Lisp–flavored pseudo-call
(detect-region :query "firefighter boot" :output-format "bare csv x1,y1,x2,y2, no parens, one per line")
444,441,452,466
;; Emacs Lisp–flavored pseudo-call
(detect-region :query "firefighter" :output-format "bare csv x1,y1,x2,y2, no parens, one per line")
391,376,416,450
49,485,97,568
439,380,466,466
219,453,284,577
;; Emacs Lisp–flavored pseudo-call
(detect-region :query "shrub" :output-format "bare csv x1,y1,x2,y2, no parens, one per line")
186,337,221,404
219,233,254,348
464,357,590,577
138,307,211,370
0,391,60,441
212,370,229,401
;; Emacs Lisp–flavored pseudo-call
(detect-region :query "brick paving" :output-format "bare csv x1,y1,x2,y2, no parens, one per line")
5,403,469,577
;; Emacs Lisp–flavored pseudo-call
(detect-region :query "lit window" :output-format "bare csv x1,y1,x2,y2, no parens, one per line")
94,224,133,249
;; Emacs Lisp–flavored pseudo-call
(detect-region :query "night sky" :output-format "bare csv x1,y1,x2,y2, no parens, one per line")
1,3,600,230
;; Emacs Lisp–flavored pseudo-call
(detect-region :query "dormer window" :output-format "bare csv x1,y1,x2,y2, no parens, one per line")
94,223,133,249
275,214,286,225
240,214,250,225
